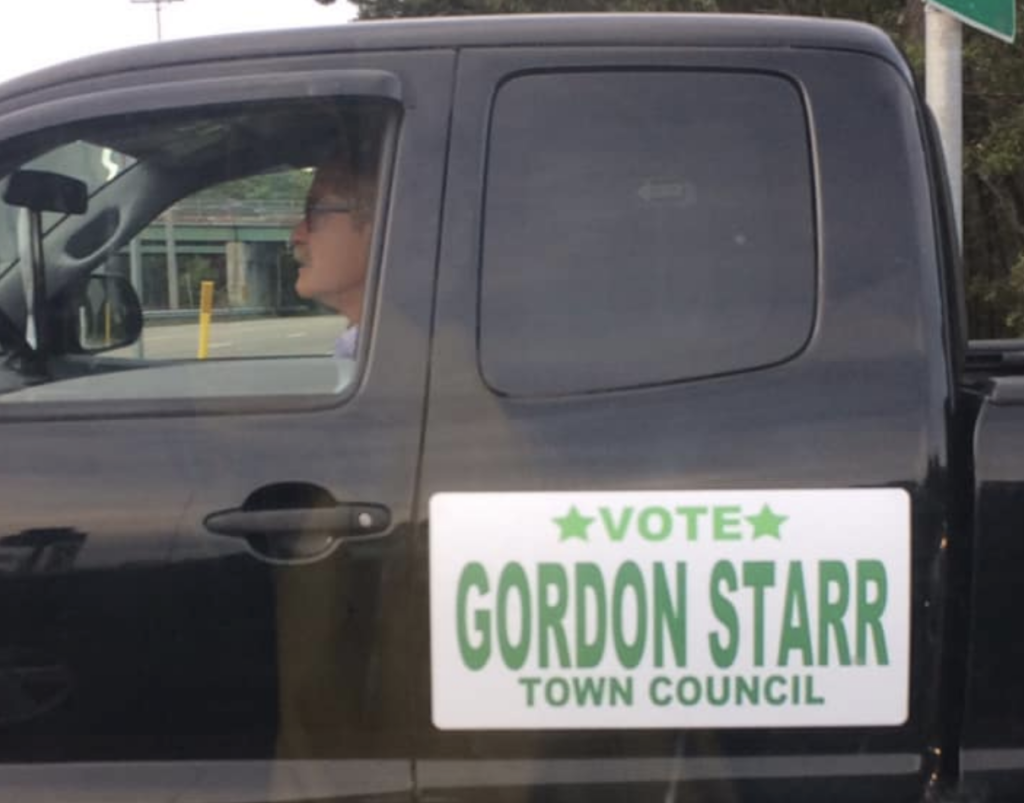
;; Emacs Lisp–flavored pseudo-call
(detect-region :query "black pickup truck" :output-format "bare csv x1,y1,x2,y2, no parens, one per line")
0,12,1018,803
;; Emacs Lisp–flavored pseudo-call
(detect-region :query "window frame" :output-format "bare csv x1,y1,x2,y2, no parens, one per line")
0,68,405,422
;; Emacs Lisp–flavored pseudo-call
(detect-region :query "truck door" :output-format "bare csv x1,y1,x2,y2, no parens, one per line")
418,44,954,803
0,49,453,802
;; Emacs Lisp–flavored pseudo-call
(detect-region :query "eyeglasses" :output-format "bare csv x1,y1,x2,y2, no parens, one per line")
304,199,356,229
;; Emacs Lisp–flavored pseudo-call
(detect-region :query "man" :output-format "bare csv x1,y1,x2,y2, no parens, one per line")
291,136,379,359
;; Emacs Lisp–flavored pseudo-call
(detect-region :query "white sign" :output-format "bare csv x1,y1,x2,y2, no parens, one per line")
430,489,910,730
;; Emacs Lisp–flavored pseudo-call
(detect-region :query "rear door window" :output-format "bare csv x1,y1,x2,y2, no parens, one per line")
479,71,816,396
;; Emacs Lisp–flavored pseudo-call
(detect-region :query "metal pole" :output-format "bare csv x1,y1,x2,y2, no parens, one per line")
129,237,145,357
164,209,180,310
129,0,185,43
130,0,185,309
925,4,963,246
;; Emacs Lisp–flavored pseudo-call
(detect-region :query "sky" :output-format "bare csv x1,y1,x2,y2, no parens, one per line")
0,0,359,85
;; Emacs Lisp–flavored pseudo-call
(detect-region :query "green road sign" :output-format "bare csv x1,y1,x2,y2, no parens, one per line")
929,0,1016,43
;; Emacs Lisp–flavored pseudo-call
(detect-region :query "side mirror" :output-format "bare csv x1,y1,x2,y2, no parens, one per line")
67,274,143,353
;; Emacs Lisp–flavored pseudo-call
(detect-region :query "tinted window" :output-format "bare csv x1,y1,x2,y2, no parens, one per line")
480,71,815,396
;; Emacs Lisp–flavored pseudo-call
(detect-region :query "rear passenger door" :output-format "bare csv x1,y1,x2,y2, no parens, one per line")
419,46,949,803
0,48,453,802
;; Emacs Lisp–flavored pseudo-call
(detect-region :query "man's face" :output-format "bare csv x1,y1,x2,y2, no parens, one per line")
291,163,373,320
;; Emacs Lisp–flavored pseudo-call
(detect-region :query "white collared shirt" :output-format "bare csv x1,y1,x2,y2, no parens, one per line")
334,325,359,360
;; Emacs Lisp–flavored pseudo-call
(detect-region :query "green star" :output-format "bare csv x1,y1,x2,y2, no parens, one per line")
746,504,787,540
554,506,593,542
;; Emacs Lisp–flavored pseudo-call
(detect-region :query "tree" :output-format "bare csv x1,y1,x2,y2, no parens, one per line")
353,0,1024,338
960,12,1024,336
193,170,312,203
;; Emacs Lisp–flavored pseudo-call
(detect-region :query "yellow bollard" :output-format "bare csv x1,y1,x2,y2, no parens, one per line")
197,280,214,359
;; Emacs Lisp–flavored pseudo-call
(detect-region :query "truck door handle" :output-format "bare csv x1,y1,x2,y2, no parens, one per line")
204,504,390,538
203,503,391,563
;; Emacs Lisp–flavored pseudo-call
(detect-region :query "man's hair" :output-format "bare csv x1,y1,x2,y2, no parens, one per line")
319,108,387,225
